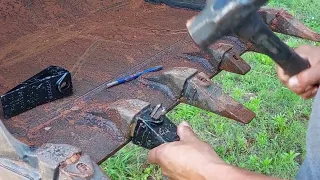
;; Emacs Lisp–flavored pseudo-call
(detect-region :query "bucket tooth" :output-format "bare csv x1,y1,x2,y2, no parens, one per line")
259,8,320,42
183,72,255,123
139,67,255,123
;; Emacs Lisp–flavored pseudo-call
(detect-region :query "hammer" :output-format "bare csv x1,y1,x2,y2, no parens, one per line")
187,0,310,76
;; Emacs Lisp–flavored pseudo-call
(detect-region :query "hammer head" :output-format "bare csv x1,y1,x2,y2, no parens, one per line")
187,0,268,49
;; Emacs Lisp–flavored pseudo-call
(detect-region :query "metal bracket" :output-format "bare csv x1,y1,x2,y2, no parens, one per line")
132,105,179,149
1,66,73,118
109,99,179,149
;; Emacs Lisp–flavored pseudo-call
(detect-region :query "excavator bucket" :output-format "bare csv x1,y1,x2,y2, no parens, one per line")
0,0,319,178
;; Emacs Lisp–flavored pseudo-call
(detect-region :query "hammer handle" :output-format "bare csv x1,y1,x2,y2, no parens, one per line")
237,13,310,76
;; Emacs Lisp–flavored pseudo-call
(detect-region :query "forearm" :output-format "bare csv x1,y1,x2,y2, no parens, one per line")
204,164,280,180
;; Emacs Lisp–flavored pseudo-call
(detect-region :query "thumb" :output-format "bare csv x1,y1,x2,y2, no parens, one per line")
289,64,320,92
177,121,199,142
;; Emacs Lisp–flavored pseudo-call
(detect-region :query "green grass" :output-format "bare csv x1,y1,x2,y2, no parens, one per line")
101,0,320,179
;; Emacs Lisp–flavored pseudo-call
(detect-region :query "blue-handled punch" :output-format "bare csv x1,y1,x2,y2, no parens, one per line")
106,65,163,89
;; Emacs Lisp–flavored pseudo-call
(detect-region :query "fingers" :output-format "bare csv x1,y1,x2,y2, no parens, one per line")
276,64,290,85
286,73,319,99
286,63,320,96
148,121,199,164
295,45,312,59
300,87,318,99
312,88,318,97
287,76,304,94
148,145,164,164
295,45,319,66
177,121,199,142
295,63,320,89
276,45,320,99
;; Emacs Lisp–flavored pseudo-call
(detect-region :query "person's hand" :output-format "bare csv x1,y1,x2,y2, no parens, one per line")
148,122,279,180
276,45,320,99
148,121,227,180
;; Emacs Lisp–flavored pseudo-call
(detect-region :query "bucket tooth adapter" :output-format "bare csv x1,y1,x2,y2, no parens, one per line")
139,67,255,123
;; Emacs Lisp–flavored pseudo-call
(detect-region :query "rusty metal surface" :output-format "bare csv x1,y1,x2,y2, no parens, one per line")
0,0,204,164
0,0,319,165
0,120,110,179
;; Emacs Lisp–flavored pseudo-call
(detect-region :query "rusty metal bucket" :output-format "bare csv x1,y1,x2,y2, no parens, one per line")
0,0,208,163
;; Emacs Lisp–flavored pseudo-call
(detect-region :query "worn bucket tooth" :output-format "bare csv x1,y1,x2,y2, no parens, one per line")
139,67,255,123
259,8,320,42
183,72,255,123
